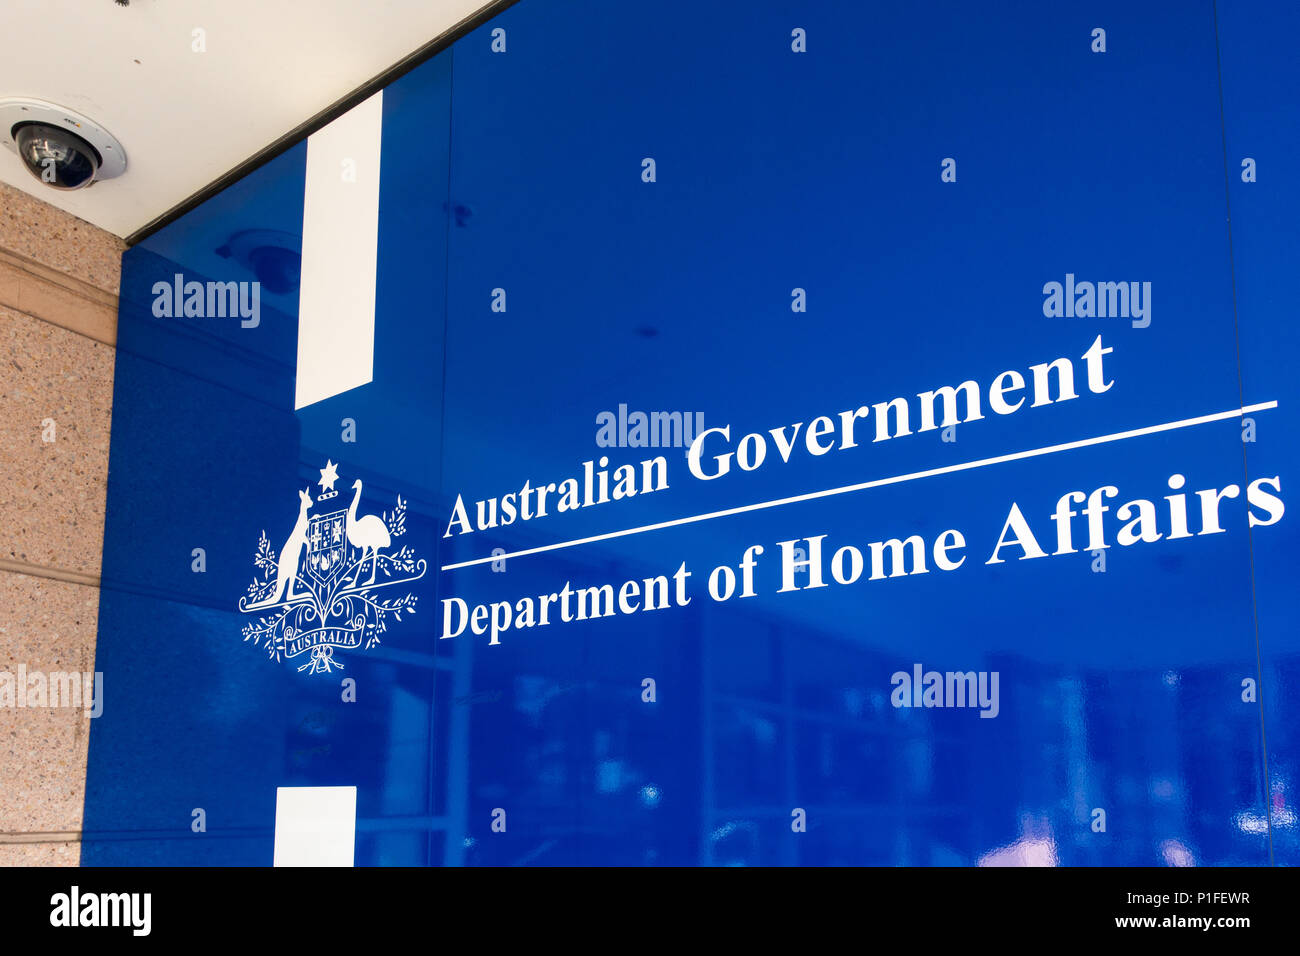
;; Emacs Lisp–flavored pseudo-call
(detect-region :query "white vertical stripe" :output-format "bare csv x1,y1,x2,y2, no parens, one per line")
273,786,357,866
294,92,383,410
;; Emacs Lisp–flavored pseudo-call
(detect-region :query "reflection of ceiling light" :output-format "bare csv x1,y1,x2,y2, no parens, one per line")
977,837,1059,867
1234,811,1269,834
1159,839,1196,867
0,98,127,190
1232,809,1295,833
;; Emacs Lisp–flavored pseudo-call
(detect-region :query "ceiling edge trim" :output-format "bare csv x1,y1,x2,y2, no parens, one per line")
124,0,523,247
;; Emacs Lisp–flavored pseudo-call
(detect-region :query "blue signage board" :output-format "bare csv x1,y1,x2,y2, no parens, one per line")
83,0,1298,865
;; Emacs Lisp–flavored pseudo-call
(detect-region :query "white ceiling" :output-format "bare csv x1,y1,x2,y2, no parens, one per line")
0,0,496,239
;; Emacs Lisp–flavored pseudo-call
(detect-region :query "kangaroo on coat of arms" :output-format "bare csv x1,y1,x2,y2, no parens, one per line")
244,487,313,608
239,460,426,674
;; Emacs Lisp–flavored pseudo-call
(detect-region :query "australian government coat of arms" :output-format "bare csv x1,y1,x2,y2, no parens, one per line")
239,460,427,674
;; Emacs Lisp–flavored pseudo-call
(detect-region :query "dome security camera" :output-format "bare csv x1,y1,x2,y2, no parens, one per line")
0,98,127,190
14,124,100,189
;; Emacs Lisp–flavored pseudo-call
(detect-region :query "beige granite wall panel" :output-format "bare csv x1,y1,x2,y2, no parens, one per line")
0,572,100,865
0,185,121,867
0,841,80,865
0,305,113,578
0,182,125,296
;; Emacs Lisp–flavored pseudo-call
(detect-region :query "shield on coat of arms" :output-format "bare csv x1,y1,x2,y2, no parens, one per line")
304,509,348,588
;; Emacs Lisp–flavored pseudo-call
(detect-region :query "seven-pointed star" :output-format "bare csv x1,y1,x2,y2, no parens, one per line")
318,459,339,492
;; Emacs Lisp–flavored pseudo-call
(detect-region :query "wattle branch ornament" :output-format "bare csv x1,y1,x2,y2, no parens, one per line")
239,460,426,675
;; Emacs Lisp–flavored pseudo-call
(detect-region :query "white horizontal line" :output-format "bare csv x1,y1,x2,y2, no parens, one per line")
440,401,1278,571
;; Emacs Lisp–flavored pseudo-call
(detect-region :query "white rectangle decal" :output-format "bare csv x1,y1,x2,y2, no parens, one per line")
294,91,383,410
273,785,357,866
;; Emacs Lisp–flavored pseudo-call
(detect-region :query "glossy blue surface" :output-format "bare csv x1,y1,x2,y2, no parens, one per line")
84,0,1296,865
